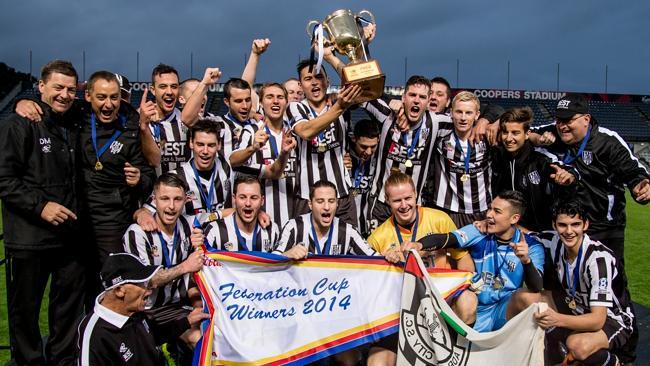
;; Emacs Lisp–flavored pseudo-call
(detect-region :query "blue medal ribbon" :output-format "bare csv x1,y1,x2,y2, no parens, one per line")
157,226,180,268
353,157,371,189
392,208,420,244
151,110,175,142
563,238,584,300
562,126,591,164
190,159,217,212
265,126,279,158
233,218,259,251
402,125,422,160
90,113,126,163
453,131,472,176
310,213,334,255
489,229,520,284
224,112,248,129
307,104,328,149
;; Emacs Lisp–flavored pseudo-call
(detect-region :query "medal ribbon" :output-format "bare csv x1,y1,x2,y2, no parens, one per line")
151,110,175,142
157,225,180,268
90,113,126,163
401,124,422,160
453,131,472,176
310,213,334,255
233,218,259,251
190,159,217,212
353,158,371,188
489,229,520,283
265,125,280,158
562,126,591,164
563,238,584,300
307,104,329,148
392,208,420,244
224,112,249,129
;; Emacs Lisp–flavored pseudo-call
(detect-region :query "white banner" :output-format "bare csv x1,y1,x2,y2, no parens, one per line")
194,251,472,365
397,251,545,366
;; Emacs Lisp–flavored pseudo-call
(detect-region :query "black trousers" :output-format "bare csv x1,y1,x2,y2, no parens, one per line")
5,246,86,366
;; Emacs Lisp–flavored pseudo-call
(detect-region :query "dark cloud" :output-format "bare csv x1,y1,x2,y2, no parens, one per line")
1,1,649,94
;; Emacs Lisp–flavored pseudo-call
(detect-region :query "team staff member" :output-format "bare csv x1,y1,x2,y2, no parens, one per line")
230,83,298,226
77,253,209,366
491,106,577,231
286,60,363,226
0,60,85,366
428,76,452,114
509,201,633,366
205,176,281,252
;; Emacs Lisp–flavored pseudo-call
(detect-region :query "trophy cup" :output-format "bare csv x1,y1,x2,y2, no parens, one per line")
306,9,385,102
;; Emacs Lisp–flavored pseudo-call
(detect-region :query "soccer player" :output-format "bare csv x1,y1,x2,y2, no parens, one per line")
286,60,363,226
230,82,298,226
428,76,452,114
366,172,474,366
508,200,633,366
428,91,493,227
491,106,577,231
0,60,85,365
275,180,377,258
348,119,380,236
204,176,280,252
401,190,545,332
284,78,304,102
77,253,209,366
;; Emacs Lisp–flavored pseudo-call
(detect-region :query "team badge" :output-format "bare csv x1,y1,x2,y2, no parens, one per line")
152,245,160,257
528,170,541,185
263,239,272,252
224,242,234,251
582,151,593,165
331,244,342,255
506,260,517,272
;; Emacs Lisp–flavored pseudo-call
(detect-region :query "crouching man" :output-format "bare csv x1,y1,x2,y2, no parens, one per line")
508,200,633,366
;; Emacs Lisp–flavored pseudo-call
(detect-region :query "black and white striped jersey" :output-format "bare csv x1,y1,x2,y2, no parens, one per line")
149,108,190,175
274,213,376,256
534,231,634,329
204,214,280,253
142,157,232,225
363,99,451,204
216,112,256,155
286,100,352,199
349,150,377,236
203,113,234,160
235,121,297,227
429,130,493,214
122,215,195,308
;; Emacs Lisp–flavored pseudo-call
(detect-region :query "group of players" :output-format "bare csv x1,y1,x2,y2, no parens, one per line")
1,35,649,366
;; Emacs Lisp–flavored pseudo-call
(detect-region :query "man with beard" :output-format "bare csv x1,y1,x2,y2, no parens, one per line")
285,60,363,226
401,191,545,333
0,59,85,365
230,83,298,226
204,176,280,252
491,106,576,232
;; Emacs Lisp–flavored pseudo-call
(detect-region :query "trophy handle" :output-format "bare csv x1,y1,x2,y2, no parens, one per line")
357,9,376,25
306,20,320,38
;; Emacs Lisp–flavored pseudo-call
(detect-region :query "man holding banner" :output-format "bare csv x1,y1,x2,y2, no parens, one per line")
401,190,545,332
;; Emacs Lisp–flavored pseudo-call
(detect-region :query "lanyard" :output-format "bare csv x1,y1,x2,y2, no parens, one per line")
307,103,329,145
157,226,179,268
224,112,247,129
353,158,371,188
310,214,334,255
151,110,175,141
563,126,591,164
265,126,279,158
190,159,217,211
401,124,422,159
563,239,584,299
489,229,520,280
233,218,259,251
453,131,471,175
392,208,420,244
91,113,126,161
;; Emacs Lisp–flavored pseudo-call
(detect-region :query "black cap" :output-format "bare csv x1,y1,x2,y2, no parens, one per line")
100,253,160,291
555,94,589,120
114,73,132,100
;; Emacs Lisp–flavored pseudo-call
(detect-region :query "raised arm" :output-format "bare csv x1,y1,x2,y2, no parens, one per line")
180,67,222,127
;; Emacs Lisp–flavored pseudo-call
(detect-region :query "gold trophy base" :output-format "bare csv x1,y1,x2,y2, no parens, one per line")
342,60,385,103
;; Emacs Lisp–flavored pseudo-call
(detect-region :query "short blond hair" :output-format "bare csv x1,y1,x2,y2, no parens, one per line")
451,90,480,111
384,171,416,200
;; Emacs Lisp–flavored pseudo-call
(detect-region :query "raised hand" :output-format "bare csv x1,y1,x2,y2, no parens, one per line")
252,38,271,55
335,84,363,110
510,234,530,264
280,128,296,153
139,87,158,126
252,127,269,151
201,67,222,86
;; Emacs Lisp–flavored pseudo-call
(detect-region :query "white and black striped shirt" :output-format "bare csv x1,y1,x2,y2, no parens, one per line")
430,130,493,214
534,231,633,329
123,215,195,308
149,108,190,175
363,99,450,204
204,214,280,253
216,112,256,155
203,113,234,160
286,100,352,199
274,213,376,256
349,150,377,236
235,121,297,227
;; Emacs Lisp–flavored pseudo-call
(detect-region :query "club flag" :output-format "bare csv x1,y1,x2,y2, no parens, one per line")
193,251,472,365
397,250,545,366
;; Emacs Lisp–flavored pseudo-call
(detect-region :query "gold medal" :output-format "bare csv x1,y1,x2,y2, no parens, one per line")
460,173,469,182
158,139,167,148
568,299,577,310
318,143,327,153
208,212,218,222
493,277,503,289
404,159,413,168
95,160,103,171
351,189,358,197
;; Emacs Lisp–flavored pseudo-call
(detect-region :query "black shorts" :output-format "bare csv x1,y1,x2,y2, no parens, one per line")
370,333,398,352
550,291,631,350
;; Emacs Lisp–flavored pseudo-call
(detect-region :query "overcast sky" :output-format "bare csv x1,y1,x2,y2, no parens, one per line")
1,1,649,95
